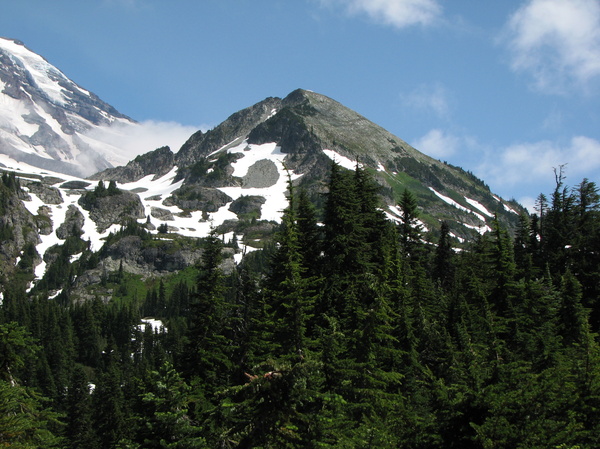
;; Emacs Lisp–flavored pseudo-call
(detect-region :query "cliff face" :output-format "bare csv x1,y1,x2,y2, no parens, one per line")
0,177,41,286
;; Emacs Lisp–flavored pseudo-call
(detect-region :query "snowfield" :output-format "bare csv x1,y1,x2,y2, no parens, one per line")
217,141,302,222
12,140,303,283
6,137,505,285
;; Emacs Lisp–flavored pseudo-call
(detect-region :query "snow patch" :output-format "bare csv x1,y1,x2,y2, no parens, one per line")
323,149,361,171
449,232,465,243
218,141,302,223
493,195,519,215
22,194,68,281
48,289,63,299
429,188,486,223
463,222,492,235
464,197,494,218
138,318,167,333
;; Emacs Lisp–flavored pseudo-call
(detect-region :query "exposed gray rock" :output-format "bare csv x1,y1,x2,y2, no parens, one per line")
144,221,157,231
56,205,85,239
21,180,63,204
78,190,145,233
96,235,204,275
151,207,175,221
228,195,266,218
176,97,283,167
163,186,232,212
0,184,41,284
60,180,91,190
35,206,53,235
242,159,280,188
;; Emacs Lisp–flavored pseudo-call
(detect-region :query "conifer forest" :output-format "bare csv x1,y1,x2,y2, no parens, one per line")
1,163,600,448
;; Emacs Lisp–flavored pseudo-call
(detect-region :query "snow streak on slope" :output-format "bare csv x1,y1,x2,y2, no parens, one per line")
7,139,305,283
384,204,428,232
323,149,361,170
138,318,167,333
117,141,298,259
428,187,486,223
493,195,519,214
464,197,494,218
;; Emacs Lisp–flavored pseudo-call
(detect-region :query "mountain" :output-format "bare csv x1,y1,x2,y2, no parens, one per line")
97,88,524,241
0,37,138,176
0,39,526,297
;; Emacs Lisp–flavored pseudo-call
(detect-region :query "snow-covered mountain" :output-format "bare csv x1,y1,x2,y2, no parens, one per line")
0,37,140,176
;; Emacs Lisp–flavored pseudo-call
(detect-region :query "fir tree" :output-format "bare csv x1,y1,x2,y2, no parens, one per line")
93,357,131,448
65,365,99,449
263,177,315,362
137,362,206,449
398,188,423,261
433,221,454,288
182,234,232,395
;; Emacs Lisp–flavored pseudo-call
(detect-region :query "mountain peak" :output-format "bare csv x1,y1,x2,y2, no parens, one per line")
170,88,524,240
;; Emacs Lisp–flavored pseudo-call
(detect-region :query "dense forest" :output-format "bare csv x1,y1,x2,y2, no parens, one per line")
1,163,599,448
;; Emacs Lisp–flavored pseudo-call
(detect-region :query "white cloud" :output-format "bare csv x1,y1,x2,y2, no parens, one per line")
478,135,600,199
320,0,442,28
501,0,600,93
401,83,451,118
412,129,460,158
85,120,202,166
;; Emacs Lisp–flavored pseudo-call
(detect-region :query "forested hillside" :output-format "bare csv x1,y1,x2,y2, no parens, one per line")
1,163,599,448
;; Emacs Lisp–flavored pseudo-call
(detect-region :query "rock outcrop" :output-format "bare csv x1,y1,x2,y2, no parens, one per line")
78,189,145,232
0,181,41,285
163,186,232,212
56,205,85,239
229,195,266,218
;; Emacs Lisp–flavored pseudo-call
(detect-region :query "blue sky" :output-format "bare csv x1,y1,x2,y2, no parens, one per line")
2,0,600,209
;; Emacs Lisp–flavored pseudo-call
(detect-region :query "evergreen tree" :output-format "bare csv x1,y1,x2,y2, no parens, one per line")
136,362,206,449
0,379,64,448
93,355,131,448
263,177,315,362
489,214,516,313
557,270,589,346
398,188,423,261
296,187,322,278
0,323,64,448
433,221,454,288
65,365,99,449
182,235,232,396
